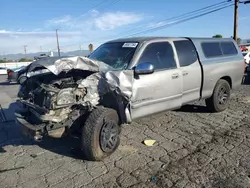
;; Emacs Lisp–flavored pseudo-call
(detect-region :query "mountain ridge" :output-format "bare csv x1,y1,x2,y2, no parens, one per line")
2,50,91,61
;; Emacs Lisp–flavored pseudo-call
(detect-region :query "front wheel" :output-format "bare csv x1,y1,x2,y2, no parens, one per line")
81,107,120,161
205,79,231,112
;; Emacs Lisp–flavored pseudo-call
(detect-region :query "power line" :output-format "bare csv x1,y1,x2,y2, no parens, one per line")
80,0,122,16
75,1,234,46
99,0,122,11
50,1,234,51
118,0,231,36
122,2,233,37
122,3,234,38
80,0,107,16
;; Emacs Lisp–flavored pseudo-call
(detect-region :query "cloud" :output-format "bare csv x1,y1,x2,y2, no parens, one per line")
1,10,144,54
94,11,143,30
0,30,7,33
90,9,99,17
147,21,166,29
45,10,143,31
46,15,72,25
0,30,82,54
0,30,81,36
239,16,250,20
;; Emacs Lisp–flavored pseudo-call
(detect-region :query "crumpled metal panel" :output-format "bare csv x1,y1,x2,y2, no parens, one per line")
27,56,134,103
78,73,104,106
28,56,114,75
105,70,134,100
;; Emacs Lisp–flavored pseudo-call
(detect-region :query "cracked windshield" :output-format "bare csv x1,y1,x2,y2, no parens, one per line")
88,42,138,70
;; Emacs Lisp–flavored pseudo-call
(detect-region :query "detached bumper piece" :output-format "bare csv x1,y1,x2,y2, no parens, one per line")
15,111,46,141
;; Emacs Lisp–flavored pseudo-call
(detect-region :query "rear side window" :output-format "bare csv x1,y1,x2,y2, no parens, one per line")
201,42,222,58
174,40,198,67
202,41,238,58
220,42,237,55
138,42,176,70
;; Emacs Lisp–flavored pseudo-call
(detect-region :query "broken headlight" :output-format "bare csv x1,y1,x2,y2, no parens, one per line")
56,88,75,105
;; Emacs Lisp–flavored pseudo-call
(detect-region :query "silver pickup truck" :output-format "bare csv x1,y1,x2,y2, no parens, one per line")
15,37,244,161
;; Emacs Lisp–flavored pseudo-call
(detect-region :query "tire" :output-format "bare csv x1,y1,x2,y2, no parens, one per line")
81,106,120,161
205,79,231,112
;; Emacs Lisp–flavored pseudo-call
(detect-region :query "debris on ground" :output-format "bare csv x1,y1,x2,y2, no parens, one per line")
151,175,157,183
142,139,156,146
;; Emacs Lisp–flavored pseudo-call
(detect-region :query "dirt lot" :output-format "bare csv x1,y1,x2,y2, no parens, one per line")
1,75,250,188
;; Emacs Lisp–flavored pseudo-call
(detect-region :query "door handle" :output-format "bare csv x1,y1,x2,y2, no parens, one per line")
183,71,188,76
172,73,179,79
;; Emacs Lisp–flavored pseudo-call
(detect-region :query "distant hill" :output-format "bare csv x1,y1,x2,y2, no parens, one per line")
3,50,91,61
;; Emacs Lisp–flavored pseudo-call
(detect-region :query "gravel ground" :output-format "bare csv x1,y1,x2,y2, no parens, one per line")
1,75,250,188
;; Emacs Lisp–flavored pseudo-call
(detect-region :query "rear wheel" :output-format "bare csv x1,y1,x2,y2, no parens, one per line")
81,107,120,161
205,79,231,112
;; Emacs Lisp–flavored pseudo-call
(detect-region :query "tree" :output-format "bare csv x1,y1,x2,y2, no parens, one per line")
19,58,32,62
88,44,94,52
0,59,4,63
212,34,223,38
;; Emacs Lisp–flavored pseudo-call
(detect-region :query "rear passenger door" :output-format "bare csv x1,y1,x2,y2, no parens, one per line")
131,41,183,120
174,39,202,104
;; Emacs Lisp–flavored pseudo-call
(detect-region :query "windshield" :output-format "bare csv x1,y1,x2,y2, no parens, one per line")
88,42,138,70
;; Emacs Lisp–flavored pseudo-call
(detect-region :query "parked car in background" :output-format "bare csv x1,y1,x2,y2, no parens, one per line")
0,67,7,75
34,53,50,60
240,45,248,52
7,66,27,82
243,52,250,73
16,37,244,161
243,52,250,64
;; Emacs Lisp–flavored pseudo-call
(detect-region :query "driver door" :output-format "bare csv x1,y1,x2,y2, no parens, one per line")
130,41,183,120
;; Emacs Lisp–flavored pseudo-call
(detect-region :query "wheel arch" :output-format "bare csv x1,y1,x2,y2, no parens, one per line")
99,91,127,124
219,76,232,89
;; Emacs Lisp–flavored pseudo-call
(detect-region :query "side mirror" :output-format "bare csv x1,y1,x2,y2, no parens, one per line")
134,62,154,75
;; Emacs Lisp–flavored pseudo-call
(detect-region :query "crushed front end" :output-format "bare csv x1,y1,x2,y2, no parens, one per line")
15,56,133,142
16,70,101,140
15,57,111,141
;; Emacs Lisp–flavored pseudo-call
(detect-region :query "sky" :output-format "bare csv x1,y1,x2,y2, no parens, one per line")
0,0,250,54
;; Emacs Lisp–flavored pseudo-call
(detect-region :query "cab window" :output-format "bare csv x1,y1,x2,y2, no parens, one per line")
137,42,176,70
174,40,198,67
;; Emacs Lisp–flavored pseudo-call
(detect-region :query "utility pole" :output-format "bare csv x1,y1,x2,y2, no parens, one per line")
56,29,61,57
233,0,250,43
23,45,27,58
79,44,82,52
233,0,239,43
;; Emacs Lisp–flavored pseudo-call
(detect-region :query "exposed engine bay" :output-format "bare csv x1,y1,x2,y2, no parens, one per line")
18,70,106,124
17,56,133,129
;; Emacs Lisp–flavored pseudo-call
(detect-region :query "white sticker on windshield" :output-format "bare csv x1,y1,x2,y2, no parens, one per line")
122,43,138,48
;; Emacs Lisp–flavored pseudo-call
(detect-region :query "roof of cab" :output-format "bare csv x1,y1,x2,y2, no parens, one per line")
106,36,236,43
106,37,181,43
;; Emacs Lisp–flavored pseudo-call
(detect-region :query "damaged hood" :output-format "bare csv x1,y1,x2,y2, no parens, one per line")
26,56,134,100
28,56,114,75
